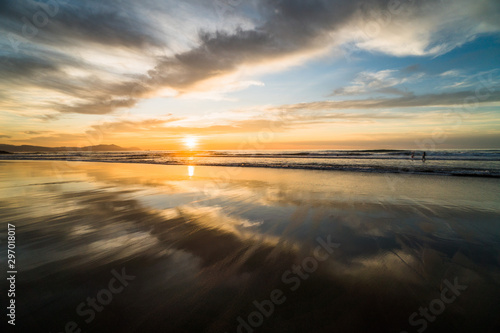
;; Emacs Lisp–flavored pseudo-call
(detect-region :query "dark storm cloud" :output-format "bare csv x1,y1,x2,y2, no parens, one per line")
57,0,373,113
0,50,95,103
0,0,162,49
2,0,499,115
142,0,368,90
0,54,59,78
0,0,163,114
2,0,385,115
0,51,139,115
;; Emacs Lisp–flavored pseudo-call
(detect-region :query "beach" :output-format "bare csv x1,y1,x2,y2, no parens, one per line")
2,0,500,331
1,160,499,332
2,149,500,177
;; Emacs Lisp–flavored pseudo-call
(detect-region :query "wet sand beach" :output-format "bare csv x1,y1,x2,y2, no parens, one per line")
1,160,500,332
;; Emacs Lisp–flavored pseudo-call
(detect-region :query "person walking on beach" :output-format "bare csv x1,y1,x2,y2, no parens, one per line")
411,151,414,159
422,151,426,162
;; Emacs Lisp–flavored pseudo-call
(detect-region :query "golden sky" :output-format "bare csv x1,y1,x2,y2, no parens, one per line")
1,0,500,150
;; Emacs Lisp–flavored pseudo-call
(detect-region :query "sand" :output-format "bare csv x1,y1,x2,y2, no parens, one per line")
1,160,499,332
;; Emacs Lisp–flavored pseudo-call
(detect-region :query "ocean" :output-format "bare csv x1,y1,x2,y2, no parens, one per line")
1,149,500,177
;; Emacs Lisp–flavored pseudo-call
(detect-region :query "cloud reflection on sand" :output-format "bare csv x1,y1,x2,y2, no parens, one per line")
1,161,499,332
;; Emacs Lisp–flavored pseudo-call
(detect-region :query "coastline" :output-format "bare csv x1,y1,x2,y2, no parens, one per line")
1,160,500,332
1,155,499,178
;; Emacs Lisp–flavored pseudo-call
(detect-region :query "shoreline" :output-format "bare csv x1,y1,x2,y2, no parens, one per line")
1,157,499,179
2,159,500,332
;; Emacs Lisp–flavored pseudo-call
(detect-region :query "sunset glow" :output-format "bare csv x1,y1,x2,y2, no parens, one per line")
0,0,499,150
2,2,500,332
183,136,198,150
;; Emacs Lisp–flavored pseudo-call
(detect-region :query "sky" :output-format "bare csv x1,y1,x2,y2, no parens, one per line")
1,0,499,150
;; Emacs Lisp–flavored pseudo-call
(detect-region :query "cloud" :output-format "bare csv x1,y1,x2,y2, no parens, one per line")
62,107,423,146
280,90,500,111
440,70,462,77
400,64,421,74
439,69,500,90
1,0,499,116
88,117,182,134
40,114,61,121
100,110,416,134
56,98,137,115
266,133,500,149
0,55,59,79
331,67,500,100
8,132,88,146
331,69,419,97
342,0,500,57
0,134,11,139
86,116,281,136
7,110,412,146
0,0,163,50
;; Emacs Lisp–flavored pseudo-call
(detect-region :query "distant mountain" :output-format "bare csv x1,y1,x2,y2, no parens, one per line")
0,144,141,153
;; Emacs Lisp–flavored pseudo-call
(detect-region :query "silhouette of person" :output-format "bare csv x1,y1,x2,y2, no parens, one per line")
411,151,414,159
422,151,426,162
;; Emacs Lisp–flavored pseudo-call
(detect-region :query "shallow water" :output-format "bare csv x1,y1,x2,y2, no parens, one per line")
2,149,500,177
1,161,500,332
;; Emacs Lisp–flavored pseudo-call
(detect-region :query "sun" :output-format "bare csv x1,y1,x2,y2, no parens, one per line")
183,136,198,150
